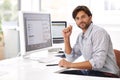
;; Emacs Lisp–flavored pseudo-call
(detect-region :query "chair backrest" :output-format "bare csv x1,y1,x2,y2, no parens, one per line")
114,49,120,69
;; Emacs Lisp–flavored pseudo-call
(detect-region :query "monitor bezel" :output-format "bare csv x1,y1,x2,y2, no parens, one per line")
51,21,67,43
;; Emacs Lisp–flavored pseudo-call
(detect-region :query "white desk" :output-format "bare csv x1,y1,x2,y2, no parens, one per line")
0,56,119,80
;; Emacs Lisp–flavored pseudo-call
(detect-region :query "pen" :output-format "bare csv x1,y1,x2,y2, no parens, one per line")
46,64,58,66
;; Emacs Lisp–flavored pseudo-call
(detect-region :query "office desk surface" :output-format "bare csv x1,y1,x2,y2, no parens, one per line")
0,57,119,80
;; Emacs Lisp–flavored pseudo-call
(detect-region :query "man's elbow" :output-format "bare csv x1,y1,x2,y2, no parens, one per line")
93,62,104,69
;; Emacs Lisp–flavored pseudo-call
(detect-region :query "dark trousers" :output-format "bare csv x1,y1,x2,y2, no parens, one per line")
60,70,119,78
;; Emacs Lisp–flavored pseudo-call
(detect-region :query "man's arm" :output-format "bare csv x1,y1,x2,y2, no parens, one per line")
59,59,92,69
71,61,92,69
64,37,72,54
62,25,72,54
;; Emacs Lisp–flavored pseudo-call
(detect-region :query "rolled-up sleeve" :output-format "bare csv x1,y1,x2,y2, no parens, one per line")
65,35,82,62
65,50,76,62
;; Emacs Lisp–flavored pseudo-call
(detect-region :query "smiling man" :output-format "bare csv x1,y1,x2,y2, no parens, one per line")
58,5,119,78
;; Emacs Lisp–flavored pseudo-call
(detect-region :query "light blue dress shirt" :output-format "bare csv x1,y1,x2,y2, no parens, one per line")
65,23,119,75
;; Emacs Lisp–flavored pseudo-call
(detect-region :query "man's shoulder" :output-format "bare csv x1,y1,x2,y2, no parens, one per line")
92,24,107,33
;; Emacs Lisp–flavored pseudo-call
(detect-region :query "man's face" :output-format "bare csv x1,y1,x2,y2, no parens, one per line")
75,11,92,31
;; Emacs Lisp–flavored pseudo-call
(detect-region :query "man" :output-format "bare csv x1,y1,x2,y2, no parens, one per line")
58,5,119,78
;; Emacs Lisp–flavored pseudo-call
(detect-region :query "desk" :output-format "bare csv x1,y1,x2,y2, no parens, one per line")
0,56,119,80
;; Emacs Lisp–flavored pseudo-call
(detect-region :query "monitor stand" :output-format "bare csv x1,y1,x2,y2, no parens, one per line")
48,48,62,53
48,43,64,53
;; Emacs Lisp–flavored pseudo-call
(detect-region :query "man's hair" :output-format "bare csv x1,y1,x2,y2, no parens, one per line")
72,5,92,19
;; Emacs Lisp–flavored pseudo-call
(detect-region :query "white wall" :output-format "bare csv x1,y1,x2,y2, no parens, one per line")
20,0,41,12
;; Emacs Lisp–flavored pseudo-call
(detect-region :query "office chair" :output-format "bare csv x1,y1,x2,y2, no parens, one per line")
114,49,120,69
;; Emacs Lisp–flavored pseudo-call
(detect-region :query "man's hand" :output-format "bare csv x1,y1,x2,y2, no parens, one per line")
62,25,72,39
58,59,72,68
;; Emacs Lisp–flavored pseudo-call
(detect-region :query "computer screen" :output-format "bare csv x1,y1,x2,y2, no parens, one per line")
19,12,52,56
51,21,67,44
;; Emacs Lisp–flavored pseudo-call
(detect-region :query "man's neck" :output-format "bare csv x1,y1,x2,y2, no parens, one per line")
82,22,92,33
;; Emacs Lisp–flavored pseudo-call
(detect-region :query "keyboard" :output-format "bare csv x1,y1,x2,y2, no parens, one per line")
24,56,60,63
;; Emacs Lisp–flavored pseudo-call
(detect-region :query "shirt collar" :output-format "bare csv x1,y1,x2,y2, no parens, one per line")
82,23,93,39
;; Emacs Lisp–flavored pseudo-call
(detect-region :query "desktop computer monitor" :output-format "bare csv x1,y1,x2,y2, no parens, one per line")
19,12,52,56
51,21,67,44
48,21,67,53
